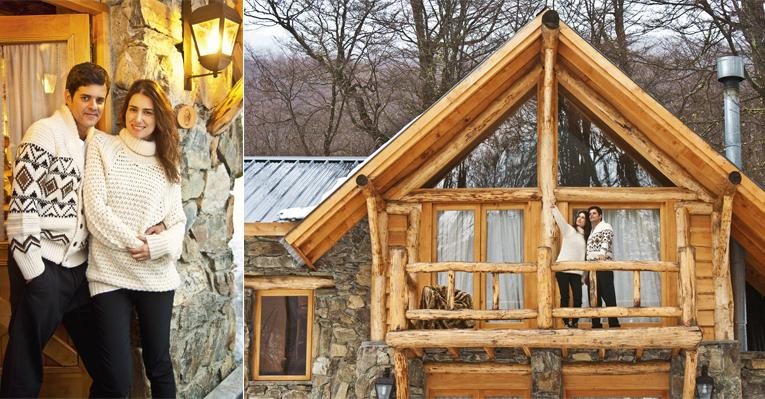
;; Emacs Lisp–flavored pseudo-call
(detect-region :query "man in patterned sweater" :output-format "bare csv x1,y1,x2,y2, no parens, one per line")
0,62,109,397
586,206,620,329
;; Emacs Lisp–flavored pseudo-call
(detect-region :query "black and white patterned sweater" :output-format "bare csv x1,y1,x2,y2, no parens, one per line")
585,221,614,261
6,105,94,280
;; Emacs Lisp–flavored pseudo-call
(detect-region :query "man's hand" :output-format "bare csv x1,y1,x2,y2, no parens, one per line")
128,235,151,262
597,254,605,261
145,222,166,235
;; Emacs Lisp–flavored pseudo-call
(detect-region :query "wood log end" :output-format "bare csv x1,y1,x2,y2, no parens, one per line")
542,10,559,29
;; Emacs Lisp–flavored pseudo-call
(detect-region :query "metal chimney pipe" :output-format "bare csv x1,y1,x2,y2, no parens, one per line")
716,55,747,351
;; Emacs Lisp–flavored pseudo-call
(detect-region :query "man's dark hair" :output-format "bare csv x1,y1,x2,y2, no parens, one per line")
587,206,603,216
65,62,110,97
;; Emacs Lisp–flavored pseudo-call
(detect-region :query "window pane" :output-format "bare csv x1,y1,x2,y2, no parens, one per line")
485,210,524,320
258,295,308,376
582,209,661,323
436,210,474,296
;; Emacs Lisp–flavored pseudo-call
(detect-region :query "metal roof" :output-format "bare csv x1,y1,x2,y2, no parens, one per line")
244,156,366,222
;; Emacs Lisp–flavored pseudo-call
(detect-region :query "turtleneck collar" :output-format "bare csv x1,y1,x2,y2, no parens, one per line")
119,128,156,157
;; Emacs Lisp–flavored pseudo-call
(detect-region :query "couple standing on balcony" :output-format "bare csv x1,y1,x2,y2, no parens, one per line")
551,205,621,329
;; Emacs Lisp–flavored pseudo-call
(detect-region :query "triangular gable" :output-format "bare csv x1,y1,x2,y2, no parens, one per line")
284,11,765,281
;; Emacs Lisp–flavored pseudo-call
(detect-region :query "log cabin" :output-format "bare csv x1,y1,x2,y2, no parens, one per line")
245,10,765,398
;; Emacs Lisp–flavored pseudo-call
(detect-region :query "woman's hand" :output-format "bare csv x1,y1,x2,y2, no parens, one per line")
145,222,166,235
128,235,151,262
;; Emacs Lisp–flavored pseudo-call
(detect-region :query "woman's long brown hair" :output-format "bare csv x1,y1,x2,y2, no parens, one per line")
120,79,180,183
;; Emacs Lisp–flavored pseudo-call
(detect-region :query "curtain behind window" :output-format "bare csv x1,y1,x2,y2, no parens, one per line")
437,210,475,296
582,209,661,323
486,210,524,318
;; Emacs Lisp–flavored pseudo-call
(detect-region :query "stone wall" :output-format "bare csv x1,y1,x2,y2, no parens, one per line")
109,0,241,397
247,223,427,398
741,352,765,398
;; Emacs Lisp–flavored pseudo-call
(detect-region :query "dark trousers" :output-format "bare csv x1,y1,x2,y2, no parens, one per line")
556,272,582,326
0,256,99,398
91,289,176,398
591,270,620,328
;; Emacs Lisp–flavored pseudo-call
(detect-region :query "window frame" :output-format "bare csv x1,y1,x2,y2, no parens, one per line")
429,202,537,329
252,288,314,381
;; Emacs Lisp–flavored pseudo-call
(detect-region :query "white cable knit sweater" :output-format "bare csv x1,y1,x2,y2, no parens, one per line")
84,129,186,296
552,207,585,275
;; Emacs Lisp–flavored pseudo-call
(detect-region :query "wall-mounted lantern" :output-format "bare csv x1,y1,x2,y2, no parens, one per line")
695,365,714,399
177,0,241,90
374,367,395,399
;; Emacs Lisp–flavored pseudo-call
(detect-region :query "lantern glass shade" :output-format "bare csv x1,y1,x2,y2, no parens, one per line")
374,368,394,399
189,1,241,73
696,366,714,399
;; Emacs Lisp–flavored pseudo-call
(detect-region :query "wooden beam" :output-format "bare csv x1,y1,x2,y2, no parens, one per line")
484,347,496,361
679,246,697,326
399,188,540,203
492,272,500,310
389,248,408,332
387,327,703,349
446,347,460,360
681,201,714,215
523,346,532,358
537,246,553,328
386,203,417,215
556,66,714,203
244,275,334,290
393,349,409,399
407,309,537,321
361,175,387,342
712,201,735,340
635,348,644,361
447,270,456,310
553,307,681,318
207,78,244,135
682,350,698,399
407,262,537,274
675,204,690,249
424,363,530,374
43,0,108,13
405,206,421,316
551,261,679,273
411,347,424,358
598,348,606,360
244,222,296,236
556,187,698,202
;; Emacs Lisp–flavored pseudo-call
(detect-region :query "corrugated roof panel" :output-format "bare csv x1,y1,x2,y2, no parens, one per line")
244,156,366,222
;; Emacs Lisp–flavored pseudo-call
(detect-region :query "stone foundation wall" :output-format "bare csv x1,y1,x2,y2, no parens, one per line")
741,352,765,398
109,1,241,397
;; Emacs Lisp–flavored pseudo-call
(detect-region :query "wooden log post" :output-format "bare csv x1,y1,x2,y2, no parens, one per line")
492,272,500,310
538,11,559,251
712,196,735,339
712,173,739,340
389,248,409,332
358,175,387,341
633,271,641,307
589,270,598,311
682,350,698,399
678,246,697,326
447,270,456,310
406,206,422,313
206,77,243,135
393,348,409,399
538,246,553,328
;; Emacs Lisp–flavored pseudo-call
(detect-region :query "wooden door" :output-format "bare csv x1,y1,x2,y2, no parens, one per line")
427,372,532,399
0,13,92,398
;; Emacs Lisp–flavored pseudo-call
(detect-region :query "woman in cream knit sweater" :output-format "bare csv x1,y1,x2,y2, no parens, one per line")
84,80,185,398
552,205,589,328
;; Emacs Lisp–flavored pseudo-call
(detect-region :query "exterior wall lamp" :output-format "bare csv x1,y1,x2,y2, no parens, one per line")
695,365,714,399
374,367,395,399
177,0,241,90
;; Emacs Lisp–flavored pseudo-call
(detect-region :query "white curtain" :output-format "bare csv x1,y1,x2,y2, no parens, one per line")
436,210,474,295
581,209,661,323
2,42,68,166
485,210,524,319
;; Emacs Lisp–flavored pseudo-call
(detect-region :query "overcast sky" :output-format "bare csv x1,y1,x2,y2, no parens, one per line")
245,17,286,51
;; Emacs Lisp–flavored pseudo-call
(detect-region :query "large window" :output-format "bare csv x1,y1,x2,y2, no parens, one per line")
433,205,529,326
253,289,313,380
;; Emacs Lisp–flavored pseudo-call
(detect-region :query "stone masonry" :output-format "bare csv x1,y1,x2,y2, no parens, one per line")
108,0,241,397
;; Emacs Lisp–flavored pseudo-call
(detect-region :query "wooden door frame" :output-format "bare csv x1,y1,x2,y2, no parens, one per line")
41,0,112,132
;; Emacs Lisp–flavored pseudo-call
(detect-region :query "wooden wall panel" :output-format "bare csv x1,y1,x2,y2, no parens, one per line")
388,214,408,247
688,213,714,339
